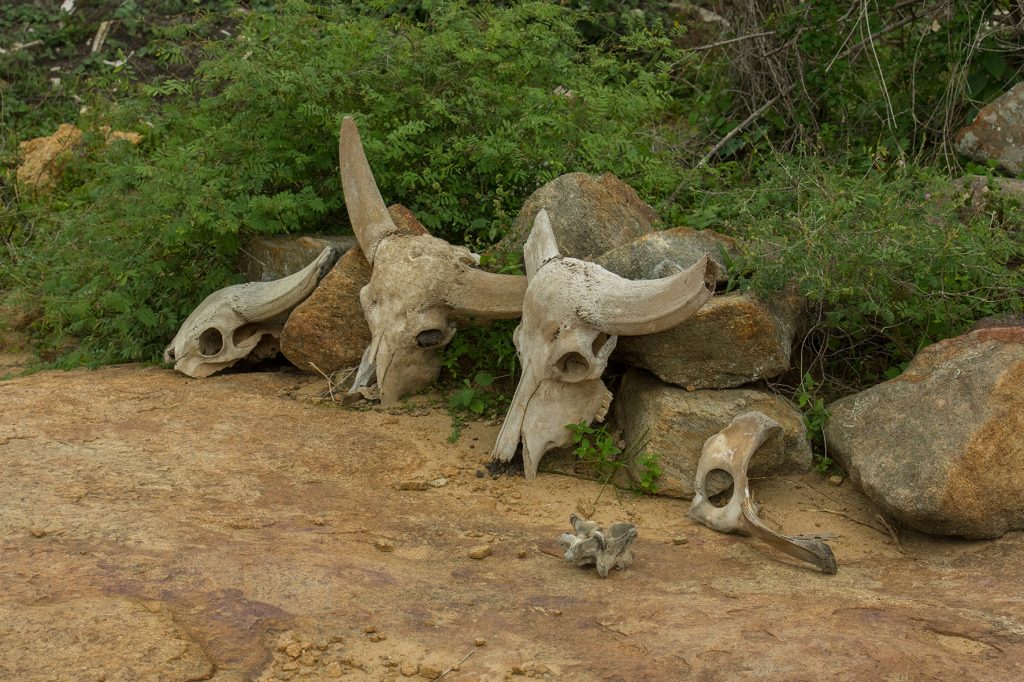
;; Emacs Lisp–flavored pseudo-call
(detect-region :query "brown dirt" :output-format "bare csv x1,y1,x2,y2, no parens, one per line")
1,365,1023,680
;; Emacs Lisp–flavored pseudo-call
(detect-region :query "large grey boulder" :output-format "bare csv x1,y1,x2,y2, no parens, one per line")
613,289,802,390
240,234,357,282
954,82,1024,174
492,172,658,261
595,226,737,285
825,327,1024,539
614,368,812,498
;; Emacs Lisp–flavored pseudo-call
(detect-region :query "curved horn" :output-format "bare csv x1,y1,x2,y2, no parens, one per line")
339,117,399,263
446,269,526,319
577,255,717,336
524,209,560,279
236,246,338,321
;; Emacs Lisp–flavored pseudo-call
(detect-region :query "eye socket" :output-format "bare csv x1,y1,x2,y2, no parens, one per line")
198,328,224,357
416,329,446,348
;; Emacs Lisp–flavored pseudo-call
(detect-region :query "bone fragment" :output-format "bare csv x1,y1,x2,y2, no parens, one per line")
558,514,637,578
688,412,837,574
164,246,338,378
91,21,112,54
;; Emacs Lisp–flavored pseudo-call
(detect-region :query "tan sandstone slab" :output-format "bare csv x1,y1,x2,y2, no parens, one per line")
1,365,1022,679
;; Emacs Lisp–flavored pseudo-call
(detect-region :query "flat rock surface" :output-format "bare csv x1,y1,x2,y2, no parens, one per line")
2,366,1023,679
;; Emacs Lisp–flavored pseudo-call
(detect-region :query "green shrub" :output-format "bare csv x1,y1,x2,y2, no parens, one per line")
682,157,1024,393
7,0,693,365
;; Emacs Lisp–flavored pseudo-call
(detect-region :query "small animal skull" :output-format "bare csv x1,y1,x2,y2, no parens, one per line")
164,246,337,378
339,118,526,405
492,210,718,478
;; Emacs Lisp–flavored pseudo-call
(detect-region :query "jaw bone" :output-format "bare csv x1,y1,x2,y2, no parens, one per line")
558,514,638,578
338,117,526,405
688,411,838,574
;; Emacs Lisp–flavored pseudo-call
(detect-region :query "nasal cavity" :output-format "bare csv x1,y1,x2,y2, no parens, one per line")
416,329,446,348
198,328,224,357
556,351,590,380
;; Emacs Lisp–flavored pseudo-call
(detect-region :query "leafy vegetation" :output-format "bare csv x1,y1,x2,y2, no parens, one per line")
568,421,661,495
1,1,1022,468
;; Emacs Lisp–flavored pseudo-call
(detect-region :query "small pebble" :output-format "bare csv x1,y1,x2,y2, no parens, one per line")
474,638,487,647
374,539,395,552
363,625,377,634
468,544,492,560
324,661,343,678
419,664,442,679
476,470,485,478
29,528,46,538
281,661,299,672
312,517,326,526
828,475,844,487
429,477,448,488
285,642,302,659
369,633,385,642
400,663,419,677
672,536,689,545
399,480,429,491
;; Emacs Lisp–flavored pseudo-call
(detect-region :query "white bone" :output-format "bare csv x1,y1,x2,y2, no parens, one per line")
688,411,838,574
558,514,637,578
493,210,717,479
339,118,526,405
164,246,337,378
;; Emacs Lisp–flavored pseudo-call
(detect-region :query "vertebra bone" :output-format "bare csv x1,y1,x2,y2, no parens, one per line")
558,513,637,578
164,246,338,378
493,209,717,478
688,411,838,574
339,118,526,405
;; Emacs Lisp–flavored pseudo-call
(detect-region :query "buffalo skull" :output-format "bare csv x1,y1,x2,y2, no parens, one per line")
492,210,717,478
165,246,338,378
339,118,527,405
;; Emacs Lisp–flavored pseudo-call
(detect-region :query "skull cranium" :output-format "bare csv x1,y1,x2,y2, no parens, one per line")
164,246,338,378
492,210,718,478
339,118,526,405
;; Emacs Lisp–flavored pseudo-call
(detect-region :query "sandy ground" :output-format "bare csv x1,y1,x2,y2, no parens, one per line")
1,363,1022,680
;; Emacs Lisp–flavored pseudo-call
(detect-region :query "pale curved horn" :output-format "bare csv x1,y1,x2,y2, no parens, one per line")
235,246,338,321
578,255,717,336
523,209,560,279
446,269,527,319
339,117,400,263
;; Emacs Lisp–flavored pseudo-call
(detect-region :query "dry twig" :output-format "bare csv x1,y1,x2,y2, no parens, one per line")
436,649,476,680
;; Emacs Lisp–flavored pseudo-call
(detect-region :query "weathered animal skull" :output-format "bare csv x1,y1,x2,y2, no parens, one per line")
558,513,637,578
492,209,717,479
164,246,338,378
339,118,527,405
688,411,838,574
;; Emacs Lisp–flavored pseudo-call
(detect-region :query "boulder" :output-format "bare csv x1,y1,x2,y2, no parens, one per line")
279,205,427,376
954,82,1024,174
613,289,802,389
825,327,1024,539
240,235,357,282
492,172,658,260
16,123,143,190
595,226,737,285
613,368,812,498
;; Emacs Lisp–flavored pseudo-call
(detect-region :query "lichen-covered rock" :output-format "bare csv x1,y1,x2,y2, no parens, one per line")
954,82,1024,173
595,226,737,284
614,368,811,498
613,289,802,390
240,235,357,282
826,327,1024,539
16,123,82,189
492,172,658,260
279,205,427,376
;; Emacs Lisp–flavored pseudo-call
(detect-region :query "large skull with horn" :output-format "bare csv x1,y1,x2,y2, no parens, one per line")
492,210,718,479
339,118,527,405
